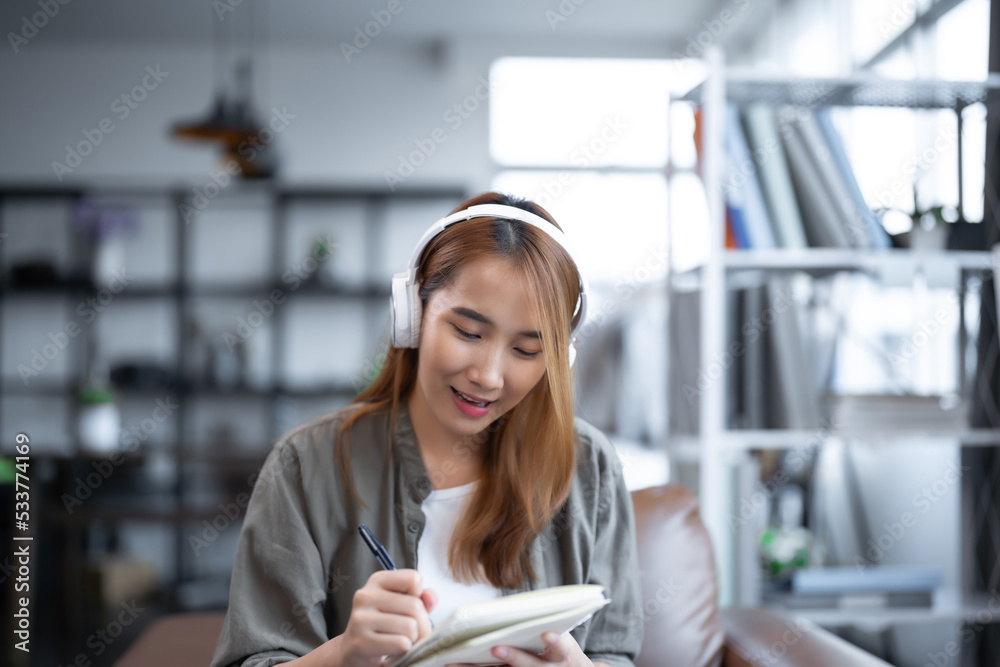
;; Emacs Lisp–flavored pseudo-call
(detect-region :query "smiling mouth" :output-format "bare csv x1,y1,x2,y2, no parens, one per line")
452,387,493,407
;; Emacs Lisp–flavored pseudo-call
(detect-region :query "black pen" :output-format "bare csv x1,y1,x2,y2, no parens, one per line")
358,523,434,629
359,523,397,570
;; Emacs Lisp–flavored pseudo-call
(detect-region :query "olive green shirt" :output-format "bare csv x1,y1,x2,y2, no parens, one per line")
211,402,643,667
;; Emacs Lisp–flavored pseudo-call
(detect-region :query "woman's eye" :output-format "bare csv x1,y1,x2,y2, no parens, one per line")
452,325,479,339
452,325,539,357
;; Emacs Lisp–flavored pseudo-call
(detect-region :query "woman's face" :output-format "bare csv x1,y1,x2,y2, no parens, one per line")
409,255,548,444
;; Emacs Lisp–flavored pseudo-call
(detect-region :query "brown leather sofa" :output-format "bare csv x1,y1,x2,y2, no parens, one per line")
630,485,891,667
115,484,891,666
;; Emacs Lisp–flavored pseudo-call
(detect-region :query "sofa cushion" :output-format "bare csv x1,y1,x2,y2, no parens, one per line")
631,485,724,667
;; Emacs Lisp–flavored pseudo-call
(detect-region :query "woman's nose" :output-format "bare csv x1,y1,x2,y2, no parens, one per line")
469,346,504,391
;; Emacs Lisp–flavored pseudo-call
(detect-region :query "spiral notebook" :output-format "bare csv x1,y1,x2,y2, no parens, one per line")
385,584,610,667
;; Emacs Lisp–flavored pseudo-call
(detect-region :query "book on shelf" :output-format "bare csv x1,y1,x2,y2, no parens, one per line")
726,276,824,430
385,584,609,667
778,108,853,249
724,104,777,249
725,209,739,249
815,107,891,249
793,565,943,594
742,284,767,429
727,284,765,429
764,565,942,610
725,204,751,249
728,286,745,427
764,275,822,429
669,288,701,435
741,104,809,249
795,109,873,249
700,103,890,250
828,394,968,432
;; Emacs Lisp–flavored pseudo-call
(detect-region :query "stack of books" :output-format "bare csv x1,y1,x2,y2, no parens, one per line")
764,565,943,610
829,395,967,433
701,103,892,250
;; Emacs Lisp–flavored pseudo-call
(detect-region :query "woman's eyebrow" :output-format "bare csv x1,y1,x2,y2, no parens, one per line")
451,306,541,339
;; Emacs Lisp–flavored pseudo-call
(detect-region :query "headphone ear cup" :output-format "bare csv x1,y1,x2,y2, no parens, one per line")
390,272,415,348
568,339,577,368
406,279,422,348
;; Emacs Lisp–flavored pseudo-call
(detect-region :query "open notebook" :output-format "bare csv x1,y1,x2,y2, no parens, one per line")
385,584,610,667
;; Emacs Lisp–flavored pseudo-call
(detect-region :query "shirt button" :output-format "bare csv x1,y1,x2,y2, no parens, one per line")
408,522,420,533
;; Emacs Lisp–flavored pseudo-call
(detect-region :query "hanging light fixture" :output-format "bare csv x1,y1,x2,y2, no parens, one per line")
171,0,277,178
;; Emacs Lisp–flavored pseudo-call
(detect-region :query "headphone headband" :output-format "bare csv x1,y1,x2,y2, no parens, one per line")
390,202,589,365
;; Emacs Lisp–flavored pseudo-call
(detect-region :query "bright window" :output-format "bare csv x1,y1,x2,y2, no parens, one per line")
488,57,702,444
490,170,669,285
488,57,707,283
844,0,990,225
490,57,684,168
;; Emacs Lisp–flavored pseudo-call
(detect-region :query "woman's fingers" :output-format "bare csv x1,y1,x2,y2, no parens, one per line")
490,631,586,667
537,632,573,662
421,588,438,615
370,569,425,596
352,606,421,644
362,570,434,640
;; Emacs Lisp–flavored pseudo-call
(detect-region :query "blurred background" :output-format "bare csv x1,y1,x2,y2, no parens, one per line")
1,0,999,665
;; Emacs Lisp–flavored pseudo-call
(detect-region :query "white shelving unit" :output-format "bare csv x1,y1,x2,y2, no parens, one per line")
786,590,1000,632
669,49,1000,623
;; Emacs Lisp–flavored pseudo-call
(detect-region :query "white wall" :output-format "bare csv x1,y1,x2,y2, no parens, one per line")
0,42,481,189
0,36,678,191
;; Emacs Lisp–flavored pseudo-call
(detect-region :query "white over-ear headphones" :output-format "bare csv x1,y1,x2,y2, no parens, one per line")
390,203,589,367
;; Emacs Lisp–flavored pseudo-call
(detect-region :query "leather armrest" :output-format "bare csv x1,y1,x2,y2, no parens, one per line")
114,612,226,667
720,607,892,667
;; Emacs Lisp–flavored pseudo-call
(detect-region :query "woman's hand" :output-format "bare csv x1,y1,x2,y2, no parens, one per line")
495,632,593,667
327,569,437,667
446,632,594,667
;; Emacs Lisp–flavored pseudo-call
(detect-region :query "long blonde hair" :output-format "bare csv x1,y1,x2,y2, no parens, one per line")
336,192,583,589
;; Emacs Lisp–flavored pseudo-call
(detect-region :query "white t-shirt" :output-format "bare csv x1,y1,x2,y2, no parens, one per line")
417,480,502,626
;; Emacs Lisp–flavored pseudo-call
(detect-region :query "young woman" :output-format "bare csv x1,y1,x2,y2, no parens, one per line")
211,192,643,667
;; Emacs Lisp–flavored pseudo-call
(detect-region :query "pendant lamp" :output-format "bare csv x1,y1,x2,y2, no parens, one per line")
171,0,276,179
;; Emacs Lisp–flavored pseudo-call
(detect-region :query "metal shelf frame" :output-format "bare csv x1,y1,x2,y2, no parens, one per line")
0,181,467,659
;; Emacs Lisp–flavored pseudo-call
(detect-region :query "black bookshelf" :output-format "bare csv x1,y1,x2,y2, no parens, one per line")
0,182,466,666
